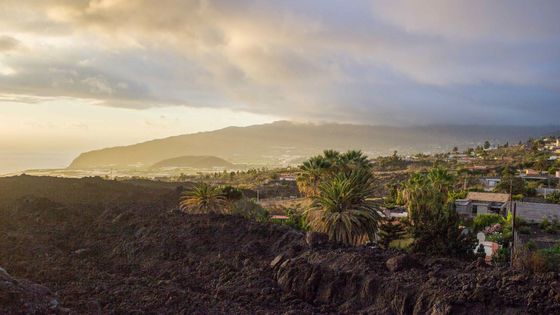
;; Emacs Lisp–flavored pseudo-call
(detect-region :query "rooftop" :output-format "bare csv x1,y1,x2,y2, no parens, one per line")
466,192,510,203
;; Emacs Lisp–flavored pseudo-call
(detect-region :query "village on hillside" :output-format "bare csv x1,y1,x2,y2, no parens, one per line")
116,135,560,270
12,136,560,271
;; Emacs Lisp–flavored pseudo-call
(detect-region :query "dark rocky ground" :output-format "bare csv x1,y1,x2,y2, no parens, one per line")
0,175,559,314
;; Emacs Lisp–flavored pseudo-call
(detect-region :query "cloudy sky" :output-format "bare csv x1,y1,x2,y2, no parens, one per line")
1,0,559,171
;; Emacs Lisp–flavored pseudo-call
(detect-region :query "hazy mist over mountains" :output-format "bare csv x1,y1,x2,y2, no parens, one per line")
69,121,559,170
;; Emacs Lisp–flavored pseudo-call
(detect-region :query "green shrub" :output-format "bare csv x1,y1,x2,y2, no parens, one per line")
486,232,504,244
284,208,308,231
473,213,504,232
545,191,560,204
231,199,270,223
526,246,560,273
220,185,244,201
541,246,560,272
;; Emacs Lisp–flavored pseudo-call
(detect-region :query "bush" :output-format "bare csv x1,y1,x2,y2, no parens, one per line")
220,185,243,201
545,191,560,204
517,245,560,273
378,218,407,249
473,214,504,232
486,232,505,245
230,199,270,223
284,208,308,231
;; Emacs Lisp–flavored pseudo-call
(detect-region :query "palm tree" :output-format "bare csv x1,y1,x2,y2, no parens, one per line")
306,169,381,245
398,167,455,228
322,149,341,164
179,182,226,214
338,150,372,172
426,167,454,195
297,155,332,197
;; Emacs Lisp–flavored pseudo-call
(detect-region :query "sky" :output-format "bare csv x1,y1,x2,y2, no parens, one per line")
1,0,560,171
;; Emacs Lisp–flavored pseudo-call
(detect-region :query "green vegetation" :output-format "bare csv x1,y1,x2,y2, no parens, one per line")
398,167,476,258
297,149,372,197
298,150,381,245
306,169,381,245
494,174,526,195
220,185,243,202
230,199,270,223
378,218,407,249
180,182,226,214
540,218,560,234
473,213,504,232
545,191,560,204
539,245,560,272
283,208,308,231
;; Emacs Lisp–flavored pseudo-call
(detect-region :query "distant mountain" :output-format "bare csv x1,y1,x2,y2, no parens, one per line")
68,121,559,169
151,156,234,169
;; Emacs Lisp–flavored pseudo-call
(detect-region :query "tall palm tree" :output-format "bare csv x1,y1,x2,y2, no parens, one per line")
306,169,381,245
179,182,226,214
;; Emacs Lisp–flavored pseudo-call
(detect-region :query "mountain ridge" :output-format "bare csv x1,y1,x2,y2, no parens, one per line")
151,155,234,169
68,121,559,169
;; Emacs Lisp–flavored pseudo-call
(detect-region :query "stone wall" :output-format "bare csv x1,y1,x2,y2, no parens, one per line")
514,202,560,223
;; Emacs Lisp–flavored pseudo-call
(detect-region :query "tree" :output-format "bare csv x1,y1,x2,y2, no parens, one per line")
297,155,332,197
398,168,476,257
297,149,372,197
452,146,459,153
338,150,372,173
179,182,226,214
484,140,491,150
534,157,548,173
220,185,243,202
306,169,381,245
